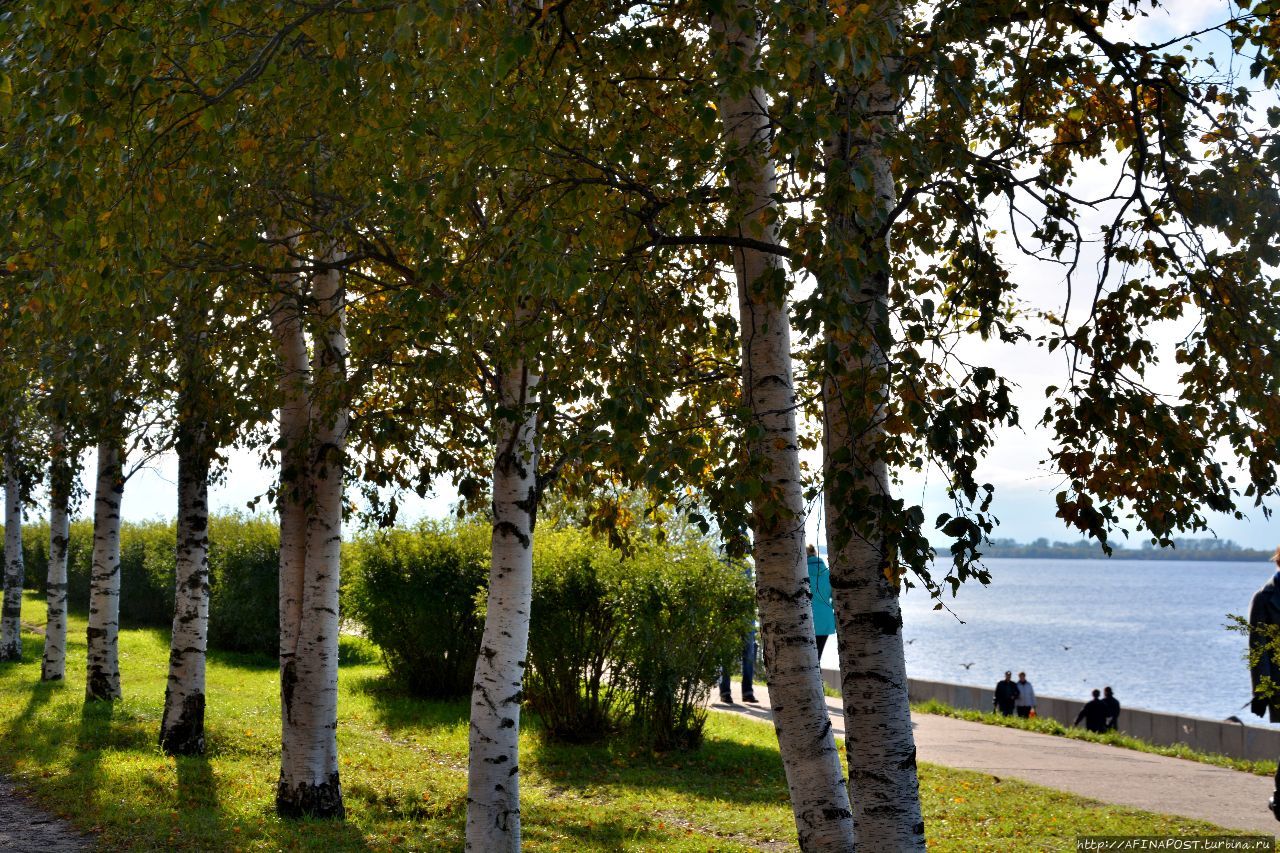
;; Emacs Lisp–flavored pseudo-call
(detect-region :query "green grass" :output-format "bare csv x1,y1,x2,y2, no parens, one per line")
0,592,1238,851
913,698,1279,778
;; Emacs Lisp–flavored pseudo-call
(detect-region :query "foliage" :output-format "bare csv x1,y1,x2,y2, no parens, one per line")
346,520,752,748
205,515,281,656
611,547,754,751
9,514,279,657
344,521,490,699
525,528,628,743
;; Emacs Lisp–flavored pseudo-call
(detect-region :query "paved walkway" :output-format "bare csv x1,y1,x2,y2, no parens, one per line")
0,778,88,851
713,684,1280,836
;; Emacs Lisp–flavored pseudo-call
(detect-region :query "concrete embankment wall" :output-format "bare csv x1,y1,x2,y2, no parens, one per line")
819,670,1280,763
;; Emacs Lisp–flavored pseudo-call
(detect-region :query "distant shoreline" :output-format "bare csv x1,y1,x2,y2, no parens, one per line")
977,546,1270,563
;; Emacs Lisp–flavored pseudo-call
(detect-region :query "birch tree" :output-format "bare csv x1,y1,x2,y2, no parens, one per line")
85,430,125,701
811,3,924,846
158,366,213,754
465,348,539,850
0,432,25,663
714,6,854,849
42,420,73,681
272,242,348,819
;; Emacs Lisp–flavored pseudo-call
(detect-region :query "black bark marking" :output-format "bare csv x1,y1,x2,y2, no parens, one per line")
276,771,344,820
492,520,531,549
281,659,298,723
85,668,119,702
159,690,206,756
867,609,901,635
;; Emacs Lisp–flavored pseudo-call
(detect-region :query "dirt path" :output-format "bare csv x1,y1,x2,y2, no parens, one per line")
0,778,90,851
714,684,1280,837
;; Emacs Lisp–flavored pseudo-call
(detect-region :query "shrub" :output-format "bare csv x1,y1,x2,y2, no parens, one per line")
12,514,280,658
206,515,279,656
525,529,628,743
344,521,755,748
613,547,754,750
345,521,490,698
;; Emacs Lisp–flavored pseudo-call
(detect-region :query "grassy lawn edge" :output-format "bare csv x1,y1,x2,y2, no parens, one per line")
912,698,1278,777
0,593,1244,851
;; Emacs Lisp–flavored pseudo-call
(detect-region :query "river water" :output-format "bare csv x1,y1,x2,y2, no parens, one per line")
817,557,1273,721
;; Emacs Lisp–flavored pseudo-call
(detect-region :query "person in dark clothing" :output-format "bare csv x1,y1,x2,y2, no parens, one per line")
1101,686,1121,731
1075,689,1108,733
719,563,758,705
719,626,758,705
993,671,1019,716
1248,548,1280,820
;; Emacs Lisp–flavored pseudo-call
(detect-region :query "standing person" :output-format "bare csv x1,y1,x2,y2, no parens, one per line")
1247,547,1280,819
719,560,758,705
805,544,835,659
1101,686,1121,731
719,625,758,705
1014,672,1037,718
1074,689,1109,733
993,671,1019,716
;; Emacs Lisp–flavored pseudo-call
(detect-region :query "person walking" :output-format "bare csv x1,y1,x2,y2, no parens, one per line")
1101,686,1120,731
1075,689,1109,733
993,671,1019,716
806,544,835,658
1014,672,1037,718
1247,547,1280,819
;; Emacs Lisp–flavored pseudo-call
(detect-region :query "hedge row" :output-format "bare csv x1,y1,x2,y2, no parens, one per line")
5,515,754,752
346,521,755,750
11,515,279,657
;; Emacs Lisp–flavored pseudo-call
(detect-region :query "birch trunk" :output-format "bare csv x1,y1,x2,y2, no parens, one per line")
715,9,855,851
465,355,539,853
275,250,347,819
270,235,311,811
86,438,124,701
821,5,925,846
0,442,24,662
159,402,212,755
42,423,71,681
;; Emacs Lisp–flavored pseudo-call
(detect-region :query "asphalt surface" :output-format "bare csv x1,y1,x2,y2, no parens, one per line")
0,778,88,851
714,683,1280,837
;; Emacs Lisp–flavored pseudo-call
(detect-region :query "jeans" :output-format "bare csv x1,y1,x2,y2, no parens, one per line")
720,628,756,698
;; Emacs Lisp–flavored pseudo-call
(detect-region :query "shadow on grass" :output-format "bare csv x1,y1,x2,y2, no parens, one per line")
205,646,279,674
526,728,791,808
73,699,114,813
353,675,789,809
522,808,674,850
352,674,470,733
3,683,376,850
175,754,219,812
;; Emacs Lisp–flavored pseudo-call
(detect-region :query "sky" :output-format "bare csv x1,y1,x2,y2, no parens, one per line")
54,0,1280,553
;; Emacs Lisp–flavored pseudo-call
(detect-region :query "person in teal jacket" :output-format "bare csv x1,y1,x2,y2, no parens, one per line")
806,545,835,656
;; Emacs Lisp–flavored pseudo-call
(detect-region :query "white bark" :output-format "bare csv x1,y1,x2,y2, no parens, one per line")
42,423,71,681
821,4,925,846
715,10,855,851
274,247,347,819
86,438,123,701
270,234,310,709
0,443,24,662
159,406,211,755
466,357,539,853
